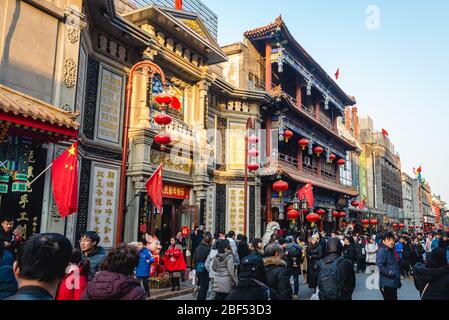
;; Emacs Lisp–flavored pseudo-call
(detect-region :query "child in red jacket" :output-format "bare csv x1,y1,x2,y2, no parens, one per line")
56,248,89,300
164,238,186,291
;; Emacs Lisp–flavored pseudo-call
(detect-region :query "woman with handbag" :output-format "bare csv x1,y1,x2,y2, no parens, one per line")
164,238,187,291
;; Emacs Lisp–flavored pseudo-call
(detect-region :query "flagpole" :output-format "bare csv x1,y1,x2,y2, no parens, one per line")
27,162,53,187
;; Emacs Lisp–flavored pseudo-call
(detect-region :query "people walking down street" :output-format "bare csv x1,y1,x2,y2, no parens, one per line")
0,241,17,300
5,233,72,300
412,237,425,265
438,233,449,264
244,238,267,284
431,231,442,251
175,232,188,282
400,237,415,278
82,244,145,300
236,234,250,263
79,231,106,281
306,234,323,291
204,233,224,300
343,236,357,265
354,236,366,273
190,226,204,266
164,238,187,292
211,239,238,300
317,238,356,300
56,248,89,300
192,232,212,300
297,238,308,285
134,240,154,298
365,237,378,274
0,217,24,258
424,234,434,261
226,252,277,300
284,236,302,299
263,243,293,300
226,231,240,268
413,247,449,300
377,232,402,301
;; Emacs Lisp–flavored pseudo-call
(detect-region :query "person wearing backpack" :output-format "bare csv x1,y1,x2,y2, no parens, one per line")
192,232,213,300
264,243,293,300
285,236,302,299
317,238,355,300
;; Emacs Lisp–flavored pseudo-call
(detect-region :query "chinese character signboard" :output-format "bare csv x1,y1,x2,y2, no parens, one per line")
162,183,190,200
88,163,120,248
149,150,192,175
227,187,245,235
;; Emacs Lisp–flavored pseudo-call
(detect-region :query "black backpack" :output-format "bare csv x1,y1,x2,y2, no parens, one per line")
317,256,344,300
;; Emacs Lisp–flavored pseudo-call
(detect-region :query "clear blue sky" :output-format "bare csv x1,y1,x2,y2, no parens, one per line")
203,0,449,203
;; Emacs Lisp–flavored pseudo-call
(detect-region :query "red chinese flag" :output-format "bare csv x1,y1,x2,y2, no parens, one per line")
51,142,79,217
382,128,389,137
175,0,183,10
146,164,163,213
297,183,314,208
335,68,340,80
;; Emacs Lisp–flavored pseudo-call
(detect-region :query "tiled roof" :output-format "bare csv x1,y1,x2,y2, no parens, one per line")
244,15,284,39
0,84,79,130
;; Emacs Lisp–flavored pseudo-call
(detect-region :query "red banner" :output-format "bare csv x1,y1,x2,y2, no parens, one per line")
162,184,190,199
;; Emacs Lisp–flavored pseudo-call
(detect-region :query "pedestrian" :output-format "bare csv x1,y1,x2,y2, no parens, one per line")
192,232,212,300
400,236,415,278
0,240,17,300
413,247,449,300
264,243,293,300
79,231,106,281
211,239,238,300
354,236,366,273
306,234,323,291
0,217,24,258
284,236,302,299
81,244,145,300
5,233,72,300
365,236,378,273
190,225,204,266
243,238,267,284
164,238,187,292
226,231,240,268
424,233,434,261
438,232,449,264
134,240,154,298
297,237,308,285
317,238,356,300
343,236,357,265
412,237,425,264
226,252,277,300
431,231,442,251
376,232,402,300
236,234,250,263
56,248,89,300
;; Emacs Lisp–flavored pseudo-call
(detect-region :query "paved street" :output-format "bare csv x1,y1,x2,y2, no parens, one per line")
168,273,420,300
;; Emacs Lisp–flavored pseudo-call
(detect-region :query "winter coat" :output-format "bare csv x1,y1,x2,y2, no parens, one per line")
0,250,17,300
226,278,279,300
237,241,250,262
306,243,323,289
343,244,357,263
56,264,88,300
227,238,240,266
413,263,449,300
376,243,401,289
135,247,154,278
431,238,440,251
211,252,238,294
285,243,302,276
81,271,145,300
412,243,425,264
0,228,23,257
354,242,365,260
164,244,187,272
395,242,404,260
264,257,293,300
365,243,378,264
175,236,187,251
438,240,449,264
5,286,53,300
205,248,218,280
85,246,106,281
401,242,416,268
317,253,356,300
192,242,212,268
240,250,268,285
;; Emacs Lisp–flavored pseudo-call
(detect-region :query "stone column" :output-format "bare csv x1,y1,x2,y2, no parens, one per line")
198,80,211,129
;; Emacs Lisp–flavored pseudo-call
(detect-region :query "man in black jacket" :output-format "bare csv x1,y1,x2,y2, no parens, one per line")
263,243,292,300
317,238,356,300
5,233,72,300
0,217,23,258
192,232,212,300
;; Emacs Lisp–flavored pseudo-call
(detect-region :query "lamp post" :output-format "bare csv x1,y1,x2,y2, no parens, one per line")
244,117,257,237
116,61,167,245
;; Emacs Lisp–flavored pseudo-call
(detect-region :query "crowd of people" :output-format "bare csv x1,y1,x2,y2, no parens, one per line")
1,215,448,300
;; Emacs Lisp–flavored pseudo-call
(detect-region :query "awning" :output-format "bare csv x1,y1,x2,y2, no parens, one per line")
0,84,79,142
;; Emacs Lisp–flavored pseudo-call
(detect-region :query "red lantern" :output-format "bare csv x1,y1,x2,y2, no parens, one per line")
284,129,294,143
155,93,173,105
303,209,309,214
181,226,190,237
439,224,444,229
339,211,347,218
351,200,360,207
337,159,346,166
332,211,340,218
248,136,259,144
248,148,259,157
399,223,405,228
272,180,289,197
416,225,420,229
154,113,173,126
409,225,414,229
247,163,259,171
298,138,310,151
329,154,337,162
287,209,300,223
370,219,378,226
306,213,321,227
313,146,324,157
155,133,171,150
316,209,326,216
393,223,398,228
170,96,181,110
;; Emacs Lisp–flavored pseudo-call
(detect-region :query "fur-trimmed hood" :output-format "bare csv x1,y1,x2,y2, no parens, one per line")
263,257,287,267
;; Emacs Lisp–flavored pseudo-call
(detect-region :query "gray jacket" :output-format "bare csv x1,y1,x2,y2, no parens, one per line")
211,252,237,294
227,237,240,266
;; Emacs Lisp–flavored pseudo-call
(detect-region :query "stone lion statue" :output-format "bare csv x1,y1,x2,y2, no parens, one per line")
262,221,281,246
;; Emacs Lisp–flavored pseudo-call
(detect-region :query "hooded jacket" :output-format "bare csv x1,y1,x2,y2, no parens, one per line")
211,252,237,293
135,247,154,278
85,246,106,281
264,257,292,300
376,243,401,289
414,263,449,300
81,271,145,300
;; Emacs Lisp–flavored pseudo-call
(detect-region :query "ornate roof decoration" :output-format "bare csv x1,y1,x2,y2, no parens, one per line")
244,15,285,39
182,19,207,39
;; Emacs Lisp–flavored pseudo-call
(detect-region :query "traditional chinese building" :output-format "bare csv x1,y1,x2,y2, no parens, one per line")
221,16,360,235
0,0,82,239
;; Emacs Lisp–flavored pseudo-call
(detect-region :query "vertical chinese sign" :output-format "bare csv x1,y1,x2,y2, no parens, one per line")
88,163,120,248
227,187,245,235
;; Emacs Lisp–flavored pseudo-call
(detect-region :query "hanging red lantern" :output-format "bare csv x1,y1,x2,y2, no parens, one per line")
339,211,347,218
393,223,398,228
283,129,294,143
155,133,171,151
272,180,289,197
306,213,321,227
248,136,259,144
351,200,360,207
416,225,420,229
170,96,182,110
287,209,300,224
399,223,405,228
409,225,414,229
337,159,346,166
303,209,309,214
181,226,190,237
155,92,173,105
247,163,259,171
362,219,370,226
316,209,326,216
298,138,310,151
313,146,324,157
248,148,259,157
370,219,378,226
439,224,444,229
329,154,337,162
332,211,340,218
154,113,173,126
